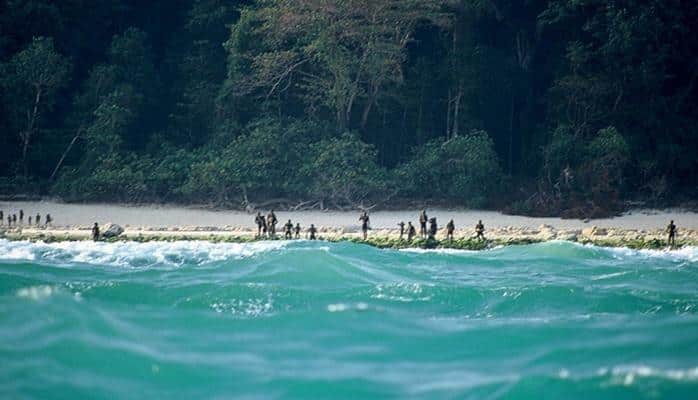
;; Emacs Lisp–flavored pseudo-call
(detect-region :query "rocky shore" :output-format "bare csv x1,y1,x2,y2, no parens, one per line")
2,224,695,250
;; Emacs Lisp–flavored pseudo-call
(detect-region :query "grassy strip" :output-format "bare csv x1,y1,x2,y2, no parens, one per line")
2,230,694,250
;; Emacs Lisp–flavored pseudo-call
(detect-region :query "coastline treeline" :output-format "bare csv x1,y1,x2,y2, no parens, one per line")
1,0,697,216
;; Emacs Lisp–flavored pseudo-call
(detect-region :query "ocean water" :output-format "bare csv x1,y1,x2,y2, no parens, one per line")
1,239,697,399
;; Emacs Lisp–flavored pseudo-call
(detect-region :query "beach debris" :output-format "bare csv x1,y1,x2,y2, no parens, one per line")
102,223,124,238
582,226,608,236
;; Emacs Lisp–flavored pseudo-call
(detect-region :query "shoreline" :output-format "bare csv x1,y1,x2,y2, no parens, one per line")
1,200,696,250
2,225,695,251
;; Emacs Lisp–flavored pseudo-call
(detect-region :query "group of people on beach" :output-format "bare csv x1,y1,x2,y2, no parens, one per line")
252,209,488,243
254,210,318,240
2,206,680,248
251,208,679,247
363,210,486,242
0,209,52,228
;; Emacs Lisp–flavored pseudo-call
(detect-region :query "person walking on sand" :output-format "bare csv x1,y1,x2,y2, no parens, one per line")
284,219,294,239
419,210,428,238
428,217,437,239
45,214,52,227
407,222,416,242
19,209,24,224
13,214,17,225
308,224,318,240
475,220,485,241
446,219,455,241
294,223,301,239
0,210,3,225
255,212,266,238
35,213,41,227
28,216,32,226
398,221,405,240
359,211,370,240
666,220,677,248
92,222,100,241
267,210,278,237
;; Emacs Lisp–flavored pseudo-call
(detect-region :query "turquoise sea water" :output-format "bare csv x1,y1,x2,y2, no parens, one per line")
1,239,697,399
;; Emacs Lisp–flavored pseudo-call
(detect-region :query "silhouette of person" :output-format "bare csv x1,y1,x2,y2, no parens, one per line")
35,213,41,226
359,212,370,240
475,220,485,241
446,219,455,241
255,212,266,237
419,210,428,238
267,210,278,237
428,217,437,239
407,221,416,242
398,221,405,240
294,223,301,239
667,220,677,247
92,222,100,241
284,219,293,239
308,224,317,240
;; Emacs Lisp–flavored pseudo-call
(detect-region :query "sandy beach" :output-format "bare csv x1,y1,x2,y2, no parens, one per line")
1,201,697,247
2,200,697,230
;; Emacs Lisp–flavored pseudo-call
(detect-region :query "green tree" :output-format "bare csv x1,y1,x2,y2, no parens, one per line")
398,130,504,207
1,36,71,176
304,133,390,208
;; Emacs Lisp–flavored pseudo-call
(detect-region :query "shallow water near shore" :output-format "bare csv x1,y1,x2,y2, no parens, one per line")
1,239,697,399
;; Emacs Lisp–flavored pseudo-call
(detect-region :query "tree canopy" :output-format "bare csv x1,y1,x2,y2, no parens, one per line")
1,0,696,215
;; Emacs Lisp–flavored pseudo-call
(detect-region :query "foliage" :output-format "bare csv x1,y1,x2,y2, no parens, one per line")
0,0,696,213
304,134,390,207
398,130,504,207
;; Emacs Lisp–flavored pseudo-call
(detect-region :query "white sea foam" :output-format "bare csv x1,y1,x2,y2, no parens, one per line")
0,238,287,268
399,247,478,255
327,302,371,312
604,245,698,262
599,365,698,385
16,285,59,300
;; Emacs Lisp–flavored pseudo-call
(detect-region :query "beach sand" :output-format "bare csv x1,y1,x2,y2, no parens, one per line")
1,201,697,247
2,200,697,230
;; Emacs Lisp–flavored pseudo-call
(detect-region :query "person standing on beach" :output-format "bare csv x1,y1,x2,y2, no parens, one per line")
92,223,100,241
284,219,294,239
267,210,278,237
446,219,455,241
398,221,405,240
475,220,485,241
294,223,301,239
46,214,52,227
419,210,428,238
35,213,41,226
13,214,17,225
0,210,3,225
308,224,317,240
359,212,370,240
428,217,437,239
28,216,32,225
407,222,416,242
255,212,266,237
667,220,677,247
19,210,24,224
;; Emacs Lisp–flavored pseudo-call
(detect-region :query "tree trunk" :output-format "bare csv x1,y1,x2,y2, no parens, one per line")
445,89,452,139
50,125,85,181
22,87,43,177
453,86,462,137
